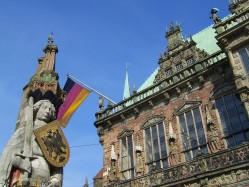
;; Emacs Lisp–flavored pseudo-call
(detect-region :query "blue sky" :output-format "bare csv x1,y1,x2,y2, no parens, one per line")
0,1,230,186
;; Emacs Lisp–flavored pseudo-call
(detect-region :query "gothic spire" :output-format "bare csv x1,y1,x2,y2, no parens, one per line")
36,32,58,74
83,177,89,187
123,64,131,100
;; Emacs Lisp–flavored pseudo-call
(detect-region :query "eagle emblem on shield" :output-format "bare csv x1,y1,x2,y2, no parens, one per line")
34,120,70,167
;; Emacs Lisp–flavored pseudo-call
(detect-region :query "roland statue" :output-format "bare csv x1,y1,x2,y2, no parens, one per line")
0,98,63,187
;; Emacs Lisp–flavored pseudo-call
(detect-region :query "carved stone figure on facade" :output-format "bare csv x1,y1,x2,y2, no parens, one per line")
108,144,118,183
196,157,207,172
208,124,220,153
135,150,144,177
0,99,63,187
109,159,118,183
210,8,221,24
168,141,178,166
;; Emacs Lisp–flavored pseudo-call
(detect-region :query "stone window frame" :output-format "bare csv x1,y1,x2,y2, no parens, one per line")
176,62,184,72
186,56,195,66
211,84,249,148
118,129,135,180
234,44,249,77
165,68,173,78
141,115,169,171
174,101,208,162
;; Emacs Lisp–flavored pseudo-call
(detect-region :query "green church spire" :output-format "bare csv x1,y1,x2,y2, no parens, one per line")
123,64,131,99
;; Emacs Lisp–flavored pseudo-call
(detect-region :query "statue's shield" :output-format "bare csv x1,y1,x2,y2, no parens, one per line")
34,120,70,167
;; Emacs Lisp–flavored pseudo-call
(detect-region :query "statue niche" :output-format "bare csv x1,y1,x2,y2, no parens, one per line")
0,98,63,187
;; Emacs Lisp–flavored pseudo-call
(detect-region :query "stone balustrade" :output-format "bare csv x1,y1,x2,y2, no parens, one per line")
108,142,249,187
214,8,249,35
95,52,226,121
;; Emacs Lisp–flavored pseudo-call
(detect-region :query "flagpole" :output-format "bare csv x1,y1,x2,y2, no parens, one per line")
67,74,117,105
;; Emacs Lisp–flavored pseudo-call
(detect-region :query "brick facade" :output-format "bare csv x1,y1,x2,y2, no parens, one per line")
94,1,249,186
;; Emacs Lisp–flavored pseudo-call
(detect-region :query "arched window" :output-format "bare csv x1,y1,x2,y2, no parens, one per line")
118,129,134,180
215,93,249,147
174,101,208,161
141,116,168,170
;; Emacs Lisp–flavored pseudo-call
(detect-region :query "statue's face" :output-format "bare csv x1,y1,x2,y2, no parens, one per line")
36,102,54,122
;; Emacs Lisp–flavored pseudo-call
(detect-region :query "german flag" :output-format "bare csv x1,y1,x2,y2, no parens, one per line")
57,77,90,127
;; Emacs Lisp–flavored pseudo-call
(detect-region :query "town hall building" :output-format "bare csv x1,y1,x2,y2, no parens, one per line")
94,1,249,186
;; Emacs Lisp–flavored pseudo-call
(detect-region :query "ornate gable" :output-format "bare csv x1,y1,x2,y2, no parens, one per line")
154,22,209,84
173,100,202,116
140,115,165,129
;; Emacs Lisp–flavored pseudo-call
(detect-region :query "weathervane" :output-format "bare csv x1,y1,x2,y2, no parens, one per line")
48,32,54,44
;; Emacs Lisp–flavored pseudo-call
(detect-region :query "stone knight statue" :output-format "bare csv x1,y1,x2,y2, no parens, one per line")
0,35,67,187
0,98,63,187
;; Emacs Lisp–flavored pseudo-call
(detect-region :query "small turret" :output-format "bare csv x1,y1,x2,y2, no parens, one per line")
165,21,184,52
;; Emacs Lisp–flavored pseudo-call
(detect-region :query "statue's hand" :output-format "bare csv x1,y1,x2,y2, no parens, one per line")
47,181,60,187
47,176,61,187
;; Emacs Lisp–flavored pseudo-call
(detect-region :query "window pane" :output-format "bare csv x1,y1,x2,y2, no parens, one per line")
235,133,245,145
184,151,191,162
201,146,208,154
162,159,169,168
230,116,242,133
145,123,168,169
179,108,207,161
224,94,233,103
216,93,249,148
152,126,160,161
158,123,167,158
186,111,198,148
192,148,198,158
128,136,134,168
216,97,232,136
122,138,128,170
179,114,190,150
155,160,161,169
215,98,224,108
227,136,235,148
145,128,152,162
193,108,206,146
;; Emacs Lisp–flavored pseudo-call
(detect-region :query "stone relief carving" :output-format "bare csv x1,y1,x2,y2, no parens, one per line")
108,159,118,183
168,141,178,166
208,124,221,153
135,151,144,177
